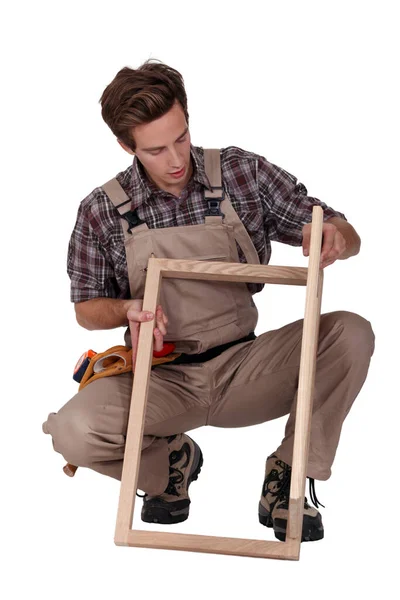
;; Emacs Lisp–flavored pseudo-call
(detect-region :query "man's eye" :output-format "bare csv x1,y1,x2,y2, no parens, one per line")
178,136,187,143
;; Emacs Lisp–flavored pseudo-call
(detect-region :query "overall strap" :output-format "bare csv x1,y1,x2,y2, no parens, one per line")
102,177,146,237
204,149,225,217
203,149,260,265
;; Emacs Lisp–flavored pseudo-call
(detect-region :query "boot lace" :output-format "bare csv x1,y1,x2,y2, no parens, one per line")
265,459,325,511
308,477,325,509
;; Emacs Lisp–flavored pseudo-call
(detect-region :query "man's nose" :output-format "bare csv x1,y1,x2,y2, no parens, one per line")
167,146,181,166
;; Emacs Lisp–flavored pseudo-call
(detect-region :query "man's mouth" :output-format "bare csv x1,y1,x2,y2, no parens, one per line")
169,166,185,178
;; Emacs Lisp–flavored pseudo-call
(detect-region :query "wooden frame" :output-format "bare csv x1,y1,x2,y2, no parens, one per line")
114,206,324,561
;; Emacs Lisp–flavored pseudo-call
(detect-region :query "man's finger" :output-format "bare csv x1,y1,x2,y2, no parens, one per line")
130,321,140,371
156,306,167,335
320,226,336,261
155,304,168,330
321,258,336,269
153,328,164,352
156,305,168,324
302,225,311,256
333,232,347,257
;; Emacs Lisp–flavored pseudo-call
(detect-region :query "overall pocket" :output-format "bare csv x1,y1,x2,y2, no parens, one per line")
159,253,239,339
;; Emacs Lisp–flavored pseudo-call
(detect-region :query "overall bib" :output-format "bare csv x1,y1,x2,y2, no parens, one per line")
103,149,260,354
43,150,375,496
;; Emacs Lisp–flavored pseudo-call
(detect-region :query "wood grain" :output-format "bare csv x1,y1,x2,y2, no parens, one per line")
114,261,162,543
157,259,308,286
116,530,300,561
287,206,324,543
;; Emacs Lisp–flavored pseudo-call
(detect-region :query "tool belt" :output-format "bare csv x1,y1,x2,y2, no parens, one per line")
77,345,181,391
76,332,256,391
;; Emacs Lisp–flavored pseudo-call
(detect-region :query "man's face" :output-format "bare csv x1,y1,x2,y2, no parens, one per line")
119,100,193,196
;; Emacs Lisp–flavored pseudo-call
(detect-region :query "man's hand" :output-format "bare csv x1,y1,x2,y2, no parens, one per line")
302,221,347,269
126,300,168,370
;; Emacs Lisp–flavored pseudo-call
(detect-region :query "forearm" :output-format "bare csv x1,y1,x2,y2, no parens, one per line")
326,217,361,259
74,297,132,331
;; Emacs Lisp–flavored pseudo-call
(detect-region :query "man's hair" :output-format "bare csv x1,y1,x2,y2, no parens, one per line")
99,59,189,152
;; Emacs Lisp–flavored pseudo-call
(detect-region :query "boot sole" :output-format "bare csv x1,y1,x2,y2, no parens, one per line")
141,442,203,525
258,502,324,542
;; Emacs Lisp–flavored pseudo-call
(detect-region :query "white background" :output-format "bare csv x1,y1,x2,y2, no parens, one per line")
1,0,399,598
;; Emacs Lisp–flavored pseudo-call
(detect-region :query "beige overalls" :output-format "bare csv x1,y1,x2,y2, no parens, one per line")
43,150,375,496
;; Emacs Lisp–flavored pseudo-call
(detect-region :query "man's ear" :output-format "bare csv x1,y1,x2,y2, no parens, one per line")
117,139,135,155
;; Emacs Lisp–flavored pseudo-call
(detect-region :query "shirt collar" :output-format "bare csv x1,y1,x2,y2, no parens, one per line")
129,144,212,210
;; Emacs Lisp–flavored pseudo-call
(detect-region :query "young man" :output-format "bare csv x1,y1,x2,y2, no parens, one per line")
42,60,375,542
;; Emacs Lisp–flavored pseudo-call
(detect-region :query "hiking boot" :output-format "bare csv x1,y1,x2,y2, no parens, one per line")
141,433,203,525
258,453,324,542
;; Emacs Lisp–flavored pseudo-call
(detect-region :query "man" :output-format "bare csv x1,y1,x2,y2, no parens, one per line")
42,59,375,543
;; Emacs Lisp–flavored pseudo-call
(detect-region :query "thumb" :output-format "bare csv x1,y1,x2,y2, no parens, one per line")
127,309,153,323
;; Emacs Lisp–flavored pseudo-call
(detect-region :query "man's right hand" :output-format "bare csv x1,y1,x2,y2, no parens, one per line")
126,299,169,371
74,297,168,369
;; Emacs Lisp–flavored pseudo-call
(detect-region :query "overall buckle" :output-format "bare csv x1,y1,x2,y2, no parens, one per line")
204,187,225,217
122,210,144,234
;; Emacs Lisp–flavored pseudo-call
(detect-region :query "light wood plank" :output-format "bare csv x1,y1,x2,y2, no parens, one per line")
114,261,162,544
156,259,308,286
116,530,300,561
287,206,324,544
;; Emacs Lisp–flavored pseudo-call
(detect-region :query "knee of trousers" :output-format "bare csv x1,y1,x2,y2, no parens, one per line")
45,410,119,468
319,310,375,358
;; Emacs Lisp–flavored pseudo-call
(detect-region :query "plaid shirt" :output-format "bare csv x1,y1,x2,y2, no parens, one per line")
68,144,346,302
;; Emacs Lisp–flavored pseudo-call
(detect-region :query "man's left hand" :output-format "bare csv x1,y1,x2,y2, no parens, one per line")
302,222,347,269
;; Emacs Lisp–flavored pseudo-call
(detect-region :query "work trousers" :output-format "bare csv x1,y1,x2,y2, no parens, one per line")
43,311,375,496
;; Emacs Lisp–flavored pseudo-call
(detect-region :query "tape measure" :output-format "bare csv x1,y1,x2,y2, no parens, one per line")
73,349,97,383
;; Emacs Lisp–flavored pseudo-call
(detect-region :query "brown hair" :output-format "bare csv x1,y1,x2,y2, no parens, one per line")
99,59,189,151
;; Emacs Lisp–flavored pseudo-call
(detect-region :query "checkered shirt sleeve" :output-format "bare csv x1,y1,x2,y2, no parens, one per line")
258,155,346,246
67,189,128,303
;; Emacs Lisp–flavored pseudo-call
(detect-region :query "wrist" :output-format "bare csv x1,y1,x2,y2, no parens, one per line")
119,299,133,326
121,298,145,325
